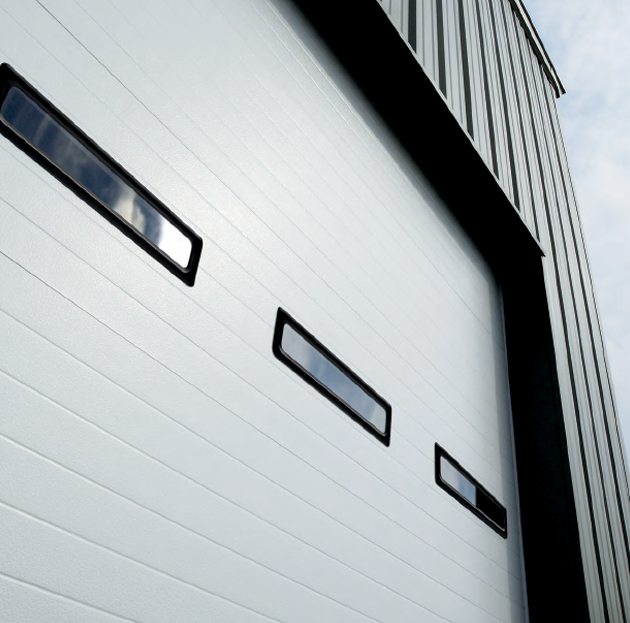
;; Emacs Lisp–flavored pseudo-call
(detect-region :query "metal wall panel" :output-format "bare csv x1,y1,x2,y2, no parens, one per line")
496,0,534,228
463,0,493,168
511,12,545,239
389,0,404,32
376,0,630,619
2,0,628,618
421,0,437,85
543,85,630,598
534,61,630,620
525,47,619,619
443,0,464,124
477,0,509,184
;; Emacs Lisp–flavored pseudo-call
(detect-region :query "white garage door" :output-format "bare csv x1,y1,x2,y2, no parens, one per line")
0,0,527,621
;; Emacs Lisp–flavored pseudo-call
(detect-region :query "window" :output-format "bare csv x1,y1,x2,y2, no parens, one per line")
0,63,202,286
435,444,507,537
273,308,392,445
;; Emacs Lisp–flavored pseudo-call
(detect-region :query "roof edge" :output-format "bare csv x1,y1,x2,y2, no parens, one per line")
507,0,566,97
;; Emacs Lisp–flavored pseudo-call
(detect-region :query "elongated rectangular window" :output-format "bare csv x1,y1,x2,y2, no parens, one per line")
0,64,201,285
273,308,392,445
435,444,507,537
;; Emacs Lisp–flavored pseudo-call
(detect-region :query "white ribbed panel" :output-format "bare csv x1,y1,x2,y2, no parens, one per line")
0,0,527,620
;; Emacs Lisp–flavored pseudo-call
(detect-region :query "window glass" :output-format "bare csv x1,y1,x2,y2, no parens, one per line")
0,86,193,269
440,455,477,505
281,323,388,434
436,444,507,537
273,309,391,444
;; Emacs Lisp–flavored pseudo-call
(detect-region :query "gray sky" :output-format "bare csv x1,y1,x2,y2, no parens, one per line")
524,0,630,465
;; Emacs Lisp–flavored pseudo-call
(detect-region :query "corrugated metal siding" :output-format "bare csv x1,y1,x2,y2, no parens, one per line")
382,0,547,237
0,0,527,621
380,0,630,620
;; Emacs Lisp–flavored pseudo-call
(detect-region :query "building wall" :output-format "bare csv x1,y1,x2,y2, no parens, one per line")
2,0,629,621
377,0,630,620
0,0,530,621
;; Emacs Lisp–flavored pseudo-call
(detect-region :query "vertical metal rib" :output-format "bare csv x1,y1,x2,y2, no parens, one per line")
435,0,447,96
500,1,539,237
408,0,417,51
487,0,520,208
473,0,499,176
456,0,474,138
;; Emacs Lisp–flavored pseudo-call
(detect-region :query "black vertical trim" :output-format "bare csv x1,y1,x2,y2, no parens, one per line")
473,0,499,177
500,3,539,238
408,0,417,51
487,0,520,209
456,0,474,138
541,67,630,619
503,261,590,623
435,0,447,96
515,26,611,623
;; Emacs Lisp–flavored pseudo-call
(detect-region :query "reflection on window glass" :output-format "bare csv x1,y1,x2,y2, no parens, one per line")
273,309,391,444
436,445,507,537
0,85,192,269
281,323,387,434
440,456,476,505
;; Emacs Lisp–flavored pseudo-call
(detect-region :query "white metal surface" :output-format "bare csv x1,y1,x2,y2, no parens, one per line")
0,0,526,620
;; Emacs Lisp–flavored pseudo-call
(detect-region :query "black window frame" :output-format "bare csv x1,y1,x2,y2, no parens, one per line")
0,63,202,286
435,443,508,538
273,308,392,446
